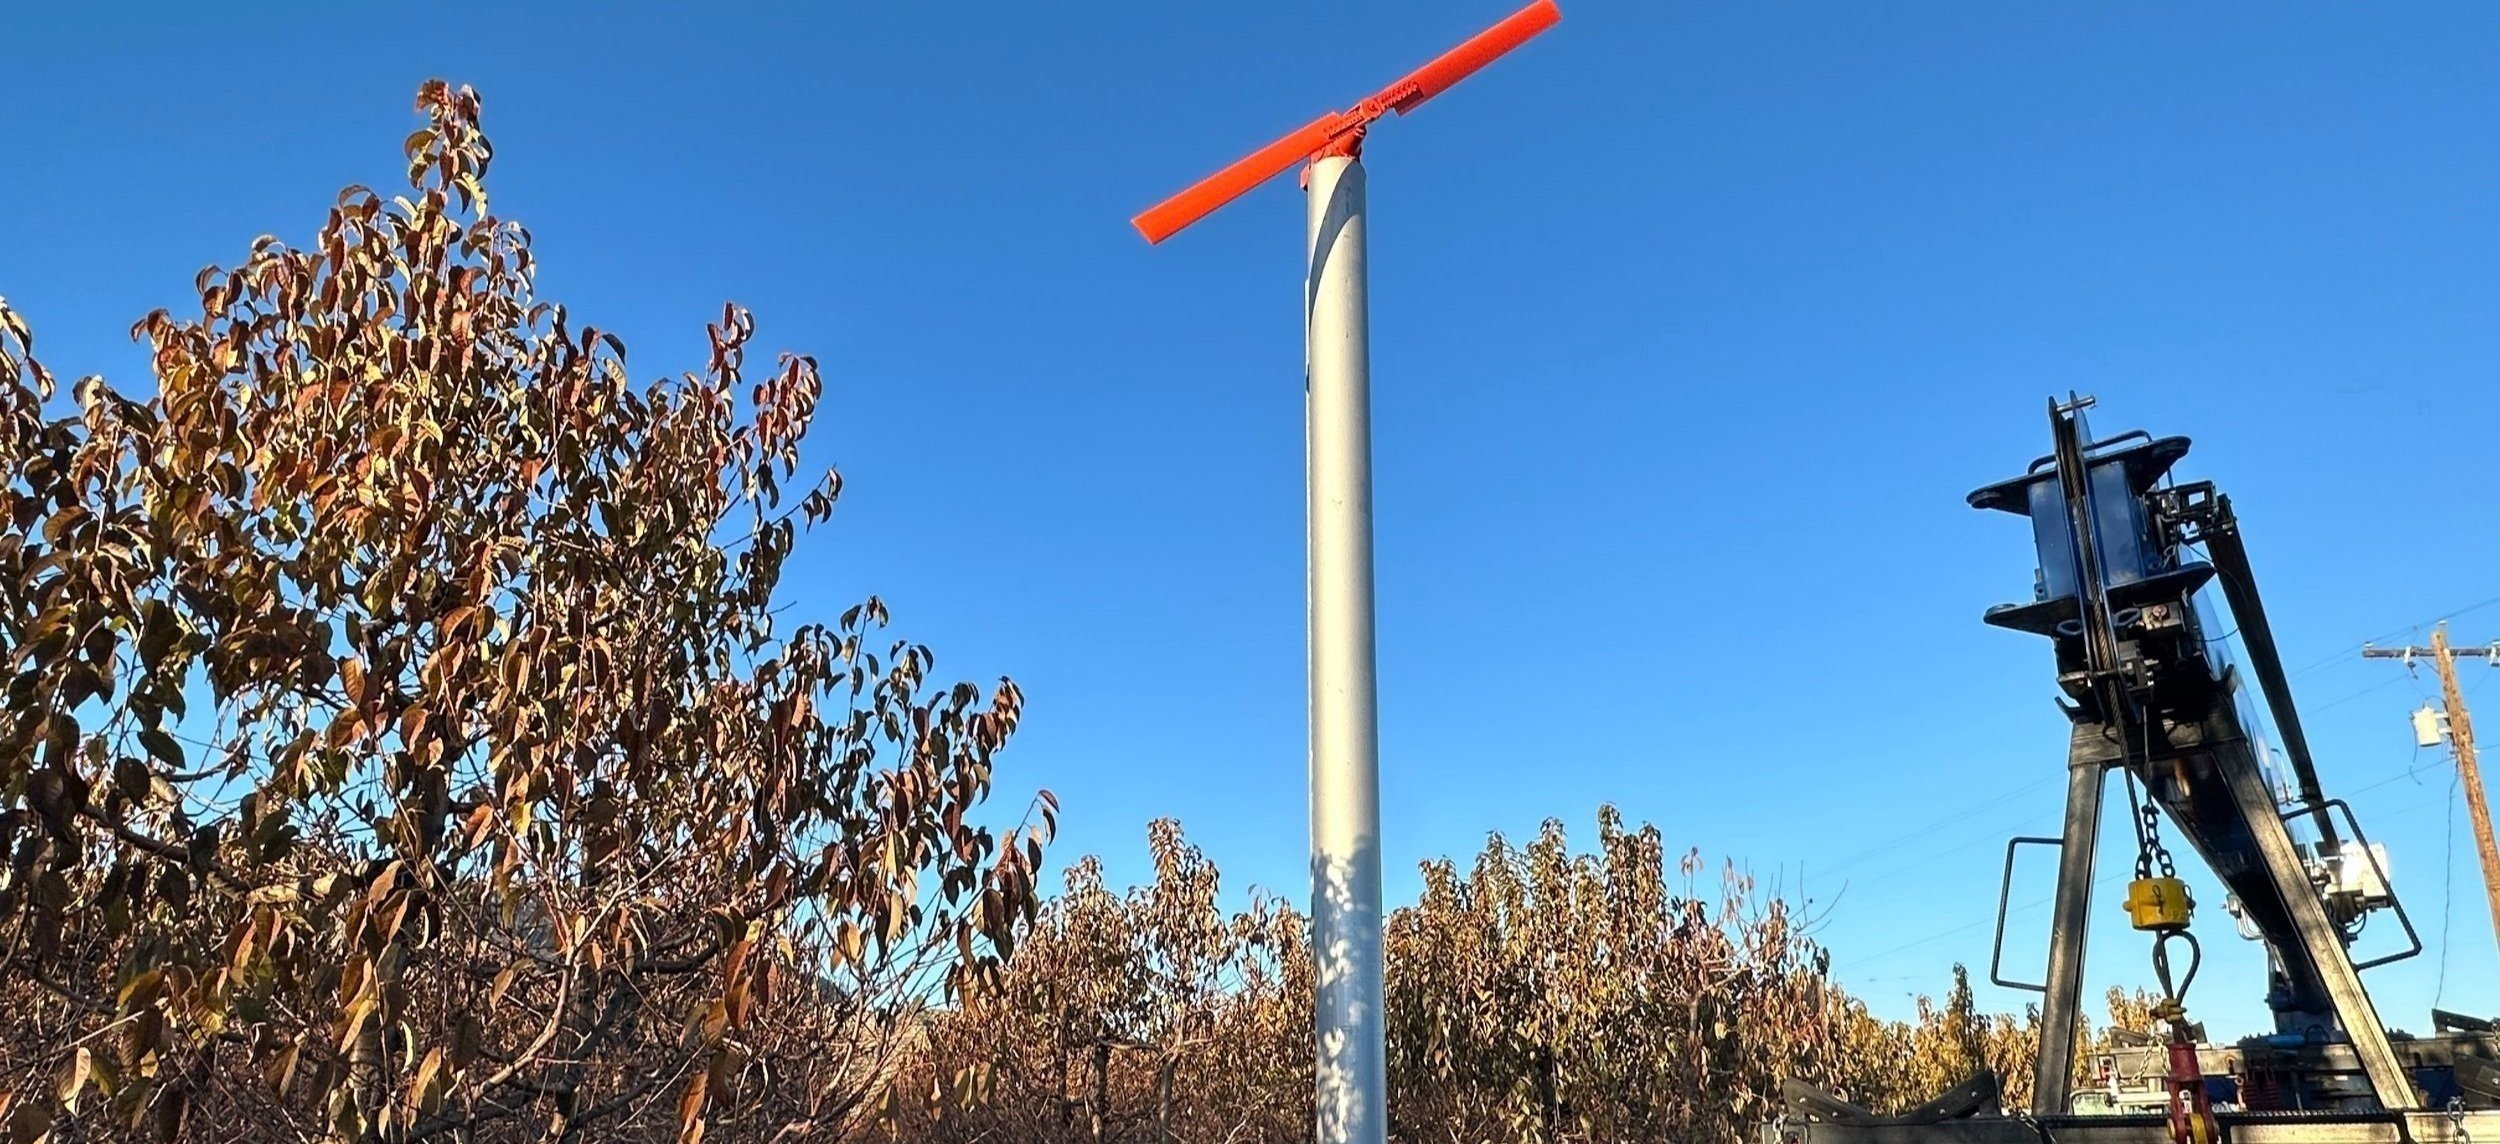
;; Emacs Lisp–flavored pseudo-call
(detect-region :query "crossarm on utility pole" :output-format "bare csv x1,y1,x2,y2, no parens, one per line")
2361,645,2500,662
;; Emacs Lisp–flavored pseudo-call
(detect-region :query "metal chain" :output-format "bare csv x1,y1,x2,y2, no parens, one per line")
2135,787,2177,880
2128,720,2179,881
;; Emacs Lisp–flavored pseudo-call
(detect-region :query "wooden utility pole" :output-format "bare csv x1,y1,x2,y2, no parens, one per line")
2363,624,2500,959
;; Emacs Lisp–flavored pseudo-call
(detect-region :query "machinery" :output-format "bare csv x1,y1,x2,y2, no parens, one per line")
1778,397,2500,1144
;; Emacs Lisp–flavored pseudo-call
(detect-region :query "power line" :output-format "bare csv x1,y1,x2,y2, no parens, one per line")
1817,724,2444,971
1838,870,2126,972
1814,773,2061,880
1836,785,2459,978
1845,811,2062,896
1784,775,2068,918
2435,771,2460,1012
2285,592,2500,681
1810,600,2499,981
2339,745,2442,801
2305,673,2414,714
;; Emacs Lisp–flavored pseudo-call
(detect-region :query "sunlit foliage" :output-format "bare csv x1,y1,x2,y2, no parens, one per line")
1,81,1048,1142
895,811,2151,1144
0,76,2175,1144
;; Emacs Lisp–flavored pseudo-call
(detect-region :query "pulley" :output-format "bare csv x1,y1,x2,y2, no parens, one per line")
2162,1031,2219,1144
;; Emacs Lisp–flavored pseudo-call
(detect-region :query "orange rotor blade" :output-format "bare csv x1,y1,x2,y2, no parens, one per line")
1380,0,1561,115
1133,112,1350,245
1132,0,1559,244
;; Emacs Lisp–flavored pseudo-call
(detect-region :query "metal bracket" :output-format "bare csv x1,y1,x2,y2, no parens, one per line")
1991,836,2063,992
2023,428,2152,475
2149,480,2222,547
2292,798,2423,971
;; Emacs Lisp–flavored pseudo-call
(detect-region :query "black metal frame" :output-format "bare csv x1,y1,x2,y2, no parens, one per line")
1973,401,2412,1111
2294,799,2422,971
1989,836,2061,993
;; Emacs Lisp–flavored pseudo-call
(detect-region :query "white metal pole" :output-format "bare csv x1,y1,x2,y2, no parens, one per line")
1304,152,1385,1144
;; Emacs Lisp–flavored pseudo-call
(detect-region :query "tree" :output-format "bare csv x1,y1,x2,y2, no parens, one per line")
898,807,2002,1144
896,820,1311,1144
1378,809,1850,1144
0,80,1049,1142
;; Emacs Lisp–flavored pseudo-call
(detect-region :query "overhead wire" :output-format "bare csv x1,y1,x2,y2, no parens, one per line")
1842,811,2063,896
1799,560,2495,982
1833,773,2463,979
1821,672,2444,976
2433,771,2460,1012
1840,869,2132,972
1813,772,2063,878
2303,673,2415,715
1821,729,2430,980
2284,591,2500,682
1822,508,2497,993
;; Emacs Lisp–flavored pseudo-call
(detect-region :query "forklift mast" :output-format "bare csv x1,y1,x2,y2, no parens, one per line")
1966,397,2415,1111
1775,401,2497,1144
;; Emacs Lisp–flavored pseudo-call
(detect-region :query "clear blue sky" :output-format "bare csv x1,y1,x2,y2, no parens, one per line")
7,2,2498,1034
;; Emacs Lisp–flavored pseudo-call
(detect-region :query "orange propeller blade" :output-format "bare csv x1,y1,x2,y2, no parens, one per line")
1132,0,1561,245
1378,0,1560,115
1134,112,1349,246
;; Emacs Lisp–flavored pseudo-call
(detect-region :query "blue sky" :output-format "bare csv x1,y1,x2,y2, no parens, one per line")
6,2,2498,1034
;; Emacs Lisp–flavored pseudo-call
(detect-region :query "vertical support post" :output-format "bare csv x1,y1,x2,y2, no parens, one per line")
2429,626,2500,967
2035,727,2110,1116
1305,153,1385,1144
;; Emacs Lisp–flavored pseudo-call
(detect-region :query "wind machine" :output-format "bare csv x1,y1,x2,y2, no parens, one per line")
1779,398,2500,1144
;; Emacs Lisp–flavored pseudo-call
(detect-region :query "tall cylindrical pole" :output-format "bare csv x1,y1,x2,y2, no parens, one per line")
1304,152,1385,1144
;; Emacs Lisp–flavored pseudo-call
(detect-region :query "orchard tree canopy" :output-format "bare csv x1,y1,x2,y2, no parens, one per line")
889,811,2136,1144
1,80,1050,1142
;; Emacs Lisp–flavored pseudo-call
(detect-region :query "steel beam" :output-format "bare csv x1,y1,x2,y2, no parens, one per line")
2035,721,2117,1113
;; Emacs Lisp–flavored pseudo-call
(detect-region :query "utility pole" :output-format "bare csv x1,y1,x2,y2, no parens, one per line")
2364,624,2500,960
